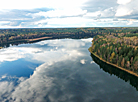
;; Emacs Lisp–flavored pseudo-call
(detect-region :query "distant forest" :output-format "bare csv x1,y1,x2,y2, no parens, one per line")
1,27,138,48
0,27,105,47
89,27,138,74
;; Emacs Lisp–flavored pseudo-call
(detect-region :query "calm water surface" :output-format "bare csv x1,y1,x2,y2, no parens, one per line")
0,38,138,102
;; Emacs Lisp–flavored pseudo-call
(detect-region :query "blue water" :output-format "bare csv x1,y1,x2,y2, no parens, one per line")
0,38,138,102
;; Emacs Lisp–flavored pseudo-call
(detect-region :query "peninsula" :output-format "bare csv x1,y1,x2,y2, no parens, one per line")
89,28,138,77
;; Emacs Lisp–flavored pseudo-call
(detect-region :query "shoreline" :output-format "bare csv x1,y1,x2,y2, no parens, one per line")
88,47,138,77
26,37,52,42
0,36,93,49
0,36,52,48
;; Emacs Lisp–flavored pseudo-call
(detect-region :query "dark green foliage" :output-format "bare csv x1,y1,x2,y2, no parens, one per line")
91,31,138,74
0,27,108,47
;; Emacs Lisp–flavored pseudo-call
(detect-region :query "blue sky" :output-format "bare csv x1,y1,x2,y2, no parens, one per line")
0,0,138,28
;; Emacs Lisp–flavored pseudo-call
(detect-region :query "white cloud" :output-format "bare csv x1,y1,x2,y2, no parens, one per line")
0,39,86,63
0,81,14,100
102,7,116,17
83,11,101,18
32,39,85,62
80,59,86,64
115,6,132,17
0,0,138,28
117,0,132,5
0,21,10,24
33,16,95,27
0,0,87,10
81,38,93,42
115,0,138,17
31,8,87,18
90,61,95,64
0,47,42,62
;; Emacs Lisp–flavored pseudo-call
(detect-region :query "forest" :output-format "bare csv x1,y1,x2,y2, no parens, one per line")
90,28,138,74
0,28,106,47
0,27,138,48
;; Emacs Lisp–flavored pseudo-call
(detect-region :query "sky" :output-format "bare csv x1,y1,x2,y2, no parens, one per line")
0,0,138,28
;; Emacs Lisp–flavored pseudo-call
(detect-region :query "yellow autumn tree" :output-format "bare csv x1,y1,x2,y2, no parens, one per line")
126,61,130,68
110,52,115,62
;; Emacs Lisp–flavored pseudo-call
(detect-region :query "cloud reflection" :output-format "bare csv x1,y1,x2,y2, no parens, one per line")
80,59,86,64
0,38,93,63
0,38,93,101
0,47,41,62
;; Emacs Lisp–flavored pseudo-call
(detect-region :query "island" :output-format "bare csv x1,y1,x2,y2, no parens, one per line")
89,28,138,77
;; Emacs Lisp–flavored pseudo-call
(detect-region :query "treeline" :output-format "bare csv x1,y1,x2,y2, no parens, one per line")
91,33,138,74
0,28,108,47
1,27,138,48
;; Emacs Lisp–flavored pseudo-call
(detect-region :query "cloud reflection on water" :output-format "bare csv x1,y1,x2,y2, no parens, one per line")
0,38,93,101
0,38,91,63
0,47,41,62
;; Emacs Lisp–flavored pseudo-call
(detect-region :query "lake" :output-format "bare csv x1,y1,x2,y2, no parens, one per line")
0,38,138,102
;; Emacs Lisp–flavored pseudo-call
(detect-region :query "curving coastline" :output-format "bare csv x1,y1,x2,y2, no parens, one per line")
88,47,138,77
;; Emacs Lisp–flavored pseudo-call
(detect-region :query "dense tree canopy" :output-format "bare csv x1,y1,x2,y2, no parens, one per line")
1,27,138,48
90,30,138,74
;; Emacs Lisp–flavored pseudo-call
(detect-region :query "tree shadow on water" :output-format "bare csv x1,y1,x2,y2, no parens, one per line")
90,53,138,91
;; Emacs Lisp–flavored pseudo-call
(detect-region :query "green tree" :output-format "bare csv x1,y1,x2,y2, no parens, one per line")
121,58,125,68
